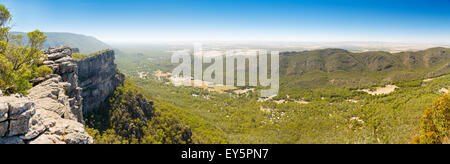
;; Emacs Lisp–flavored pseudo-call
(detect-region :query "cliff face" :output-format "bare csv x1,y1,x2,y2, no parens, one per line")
76,50,125,113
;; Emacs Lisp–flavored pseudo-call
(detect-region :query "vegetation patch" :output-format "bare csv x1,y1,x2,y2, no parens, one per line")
0,5,49,95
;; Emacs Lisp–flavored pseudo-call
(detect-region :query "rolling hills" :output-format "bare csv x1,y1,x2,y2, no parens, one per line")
279,47,450,88
12,32,111,54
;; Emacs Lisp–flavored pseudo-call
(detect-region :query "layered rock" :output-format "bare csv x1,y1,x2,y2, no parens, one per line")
28,75,80,122
0,95,35,144
42,47,83,122
0,46,95,144
77,50,124,112
0,76,93,144
26,76,92,144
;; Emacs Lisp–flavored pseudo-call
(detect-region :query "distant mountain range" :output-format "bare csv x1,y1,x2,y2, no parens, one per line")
12,32,110,54
279,47,450,88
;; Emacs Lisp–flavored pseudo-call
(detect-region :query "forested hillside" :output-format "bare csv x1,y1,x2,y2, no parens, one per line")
85,79,193,144
278,48,450,101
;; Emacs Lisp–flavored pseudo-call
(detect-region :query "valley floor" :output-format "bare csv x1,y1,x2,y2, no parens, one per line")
121,72,449,143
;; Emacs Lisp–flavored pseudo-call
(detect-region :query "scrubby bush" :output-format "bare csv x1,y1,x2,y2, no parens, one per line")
35,66,53,78
72,53,88,61
411,94,450,144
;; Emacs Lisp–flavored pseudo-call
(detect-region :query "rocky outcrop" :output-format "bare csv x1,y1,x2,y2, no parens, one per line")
0,77,93,144
0,46,96,144
41,47,124,113
77,50,124,112
27,75,92,144
41,47,83,122
28,75,81,122
0,46,123,144
0,95,35,144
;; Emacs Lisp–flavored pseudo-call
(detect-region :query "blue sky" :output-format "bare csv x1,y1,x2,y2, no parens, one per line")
2,0,450,43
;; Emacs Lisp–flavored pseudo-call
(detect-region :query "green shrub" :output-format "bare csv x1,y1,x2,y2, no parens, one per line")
35,65,53,78
412,94,450,144
72,53,88,61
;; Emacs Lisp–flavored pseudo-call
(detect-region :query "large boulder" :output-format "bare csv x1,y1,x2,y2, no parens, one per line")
0,95,35,143
25,105,92,144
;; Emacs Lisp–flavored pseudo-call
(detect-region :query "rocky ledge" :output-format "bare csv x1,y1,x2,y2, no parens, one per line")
0,46,124,144
0,75,93,144
42,47,84,122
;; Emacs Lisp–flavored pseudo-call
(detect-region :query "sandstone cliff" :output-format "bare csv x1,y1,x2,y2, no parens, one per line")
77,50,124,112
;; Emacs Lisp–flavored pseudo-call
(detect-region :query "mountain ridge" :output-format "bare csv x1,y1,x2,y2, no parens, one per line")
280,47,450,81
12,32,110,54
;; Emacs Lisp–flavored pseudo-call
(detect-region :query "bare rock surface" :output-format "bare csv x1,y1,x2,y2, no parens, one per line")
0,77,92,144
43,46,83,122
0,95,35,140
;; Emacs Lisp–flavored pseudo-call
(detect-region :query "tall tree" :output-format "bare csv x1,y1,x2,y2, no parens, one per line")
0,4,48,94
